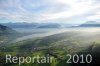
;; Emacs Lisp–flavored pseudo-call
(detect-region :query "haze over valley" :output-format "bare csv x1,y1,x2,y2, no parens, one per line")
0,21,100,66
0,0,100,66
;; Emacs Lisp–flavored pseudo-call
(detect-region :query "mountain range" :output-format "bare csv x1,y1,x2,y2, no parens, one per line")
0,22,76,28
0,22,62,28
1,21,100,29
79,21,100,27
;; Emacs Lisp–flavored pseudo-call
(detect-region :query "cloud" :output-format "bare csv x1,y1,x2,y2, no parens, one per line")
0,0,100,23
87,11,100,21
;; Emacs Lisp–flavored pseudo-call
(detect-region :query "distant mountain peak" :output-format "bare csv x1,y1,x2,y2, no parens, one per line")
85,21,100,24
79,21,100,27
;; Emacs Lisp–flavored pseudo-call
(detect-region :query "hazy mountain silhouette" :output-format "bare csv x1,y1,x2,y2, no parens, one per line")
0,24,17,34
79,21,100,27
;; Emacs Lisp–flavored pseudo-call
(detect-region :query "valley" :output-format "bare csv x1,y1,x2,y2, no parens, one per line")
0,27,100,66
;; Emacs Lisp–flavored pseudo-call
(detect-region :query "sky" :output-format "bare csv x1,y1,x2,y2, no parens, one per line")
0,0,100,24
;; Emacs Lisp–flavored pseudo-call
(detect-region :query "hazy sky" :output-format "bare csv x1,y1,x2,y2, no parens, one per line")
0,0,100,24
